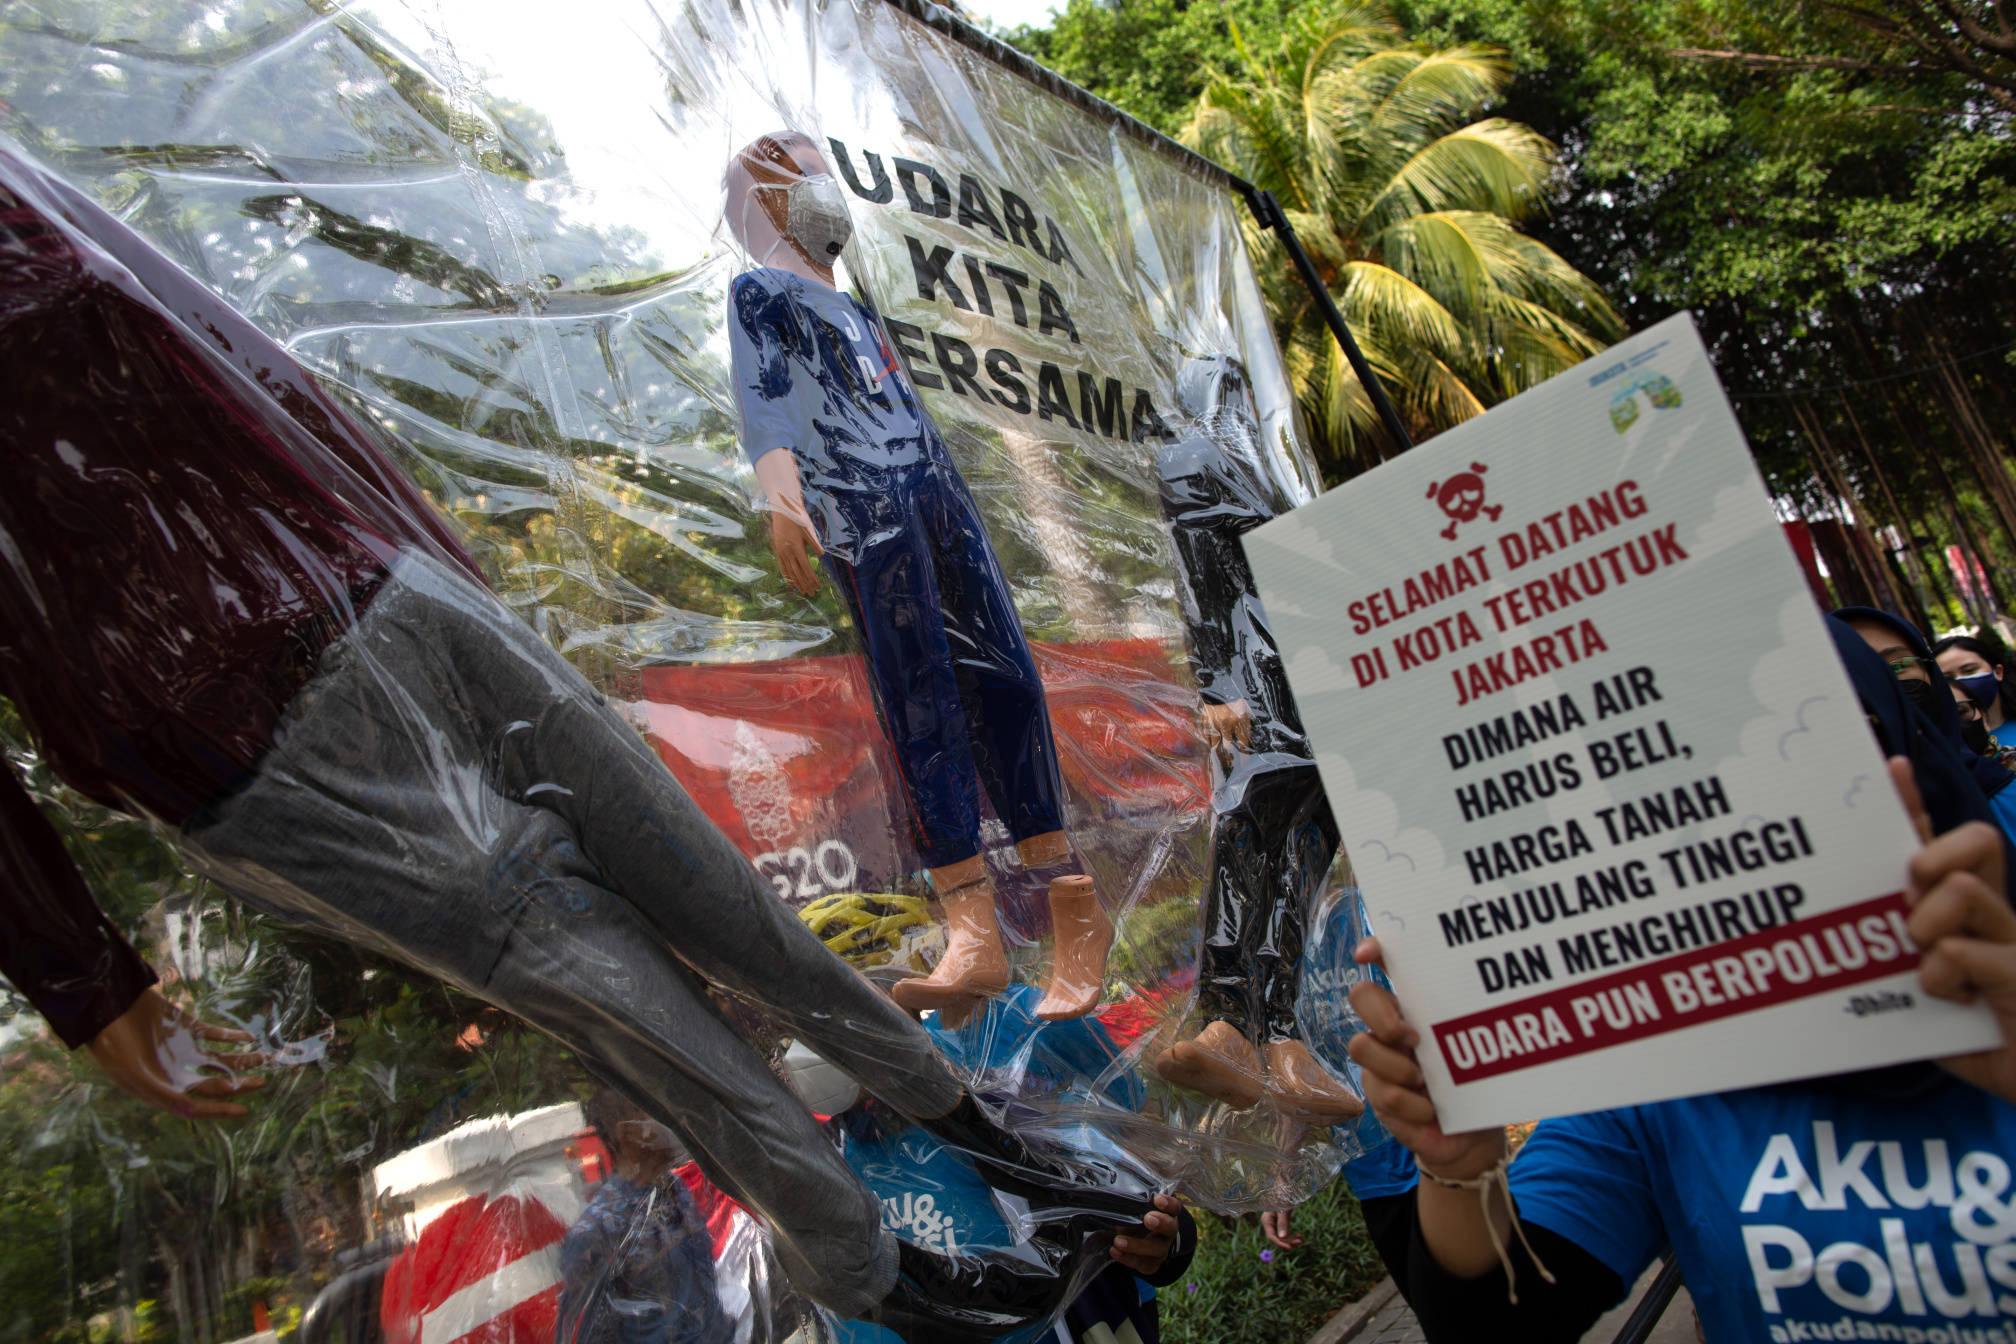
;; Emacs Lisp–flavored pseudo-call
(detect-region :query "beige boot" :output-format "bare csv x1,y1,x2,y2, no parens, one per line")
891,857,1009,1016
1034,875,1113,1020
1264,1039,1365,1123
1152,1020,1264,1108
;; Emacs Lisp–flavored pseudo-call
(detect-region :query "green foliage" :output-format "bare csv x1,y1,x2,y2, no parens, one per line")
1386,0,2016,621
1003,0,1313,135
1426,1,2016,317
1178,4,1621,472
1160,1179,1387,1344
1007,1,1621,475
1011,0,2016,612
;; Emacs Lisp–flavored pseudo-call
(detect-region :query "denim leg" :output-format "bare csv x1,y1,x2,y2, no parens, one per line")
468,856,902,1318
498,688,962,1120
183,550,945,1314
919,461,1066,846
822,491,987,869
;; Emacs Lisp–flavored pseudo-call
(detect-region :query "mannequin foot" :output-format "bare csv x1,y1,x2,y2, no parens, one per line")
889,963,1007,1015
1017,829,1071,869
1152,1020,1263,1108
1035,876,1112,1021
891,877,1009,1016
1265,1039,1365,1123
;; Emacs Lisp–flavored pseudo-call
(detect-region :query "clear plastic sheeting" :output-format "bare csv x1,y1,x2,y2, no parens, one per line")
0,0,1384,1340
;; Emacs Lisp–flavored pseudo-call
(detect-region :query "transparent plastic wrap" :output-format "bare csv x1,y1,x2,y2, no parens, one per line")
0,0,1365,1338
1296,882,1397,1165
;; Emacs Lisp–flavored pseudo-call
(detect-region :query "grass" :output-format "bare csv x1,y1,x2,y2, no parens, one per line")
1160,1178,1388,1344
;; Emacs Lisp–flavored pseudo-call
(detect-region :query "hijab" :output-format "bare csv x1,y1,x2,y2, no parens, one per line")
1810,615,2016,1101
1833,606,2015,800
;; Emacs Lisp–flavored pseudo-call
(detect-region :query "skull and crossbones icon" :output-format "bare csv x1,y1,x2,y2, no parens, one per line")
1426,462,1502,541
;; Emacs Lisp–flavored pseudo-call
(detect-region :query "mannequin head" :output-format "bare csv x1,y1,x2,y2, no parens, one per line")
1178,354,1263,461
1176,354,1253,421
725,131,851,286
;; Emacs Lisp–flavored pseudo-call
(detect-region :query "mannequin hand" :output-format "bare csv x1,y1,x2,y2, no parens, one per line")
1345,937,1504,1177
753,447,824,596
1199,699,1252,768
770,511,825,597
85,986,267,1120
1888,757,2016,1104
1261,1209,1301,1251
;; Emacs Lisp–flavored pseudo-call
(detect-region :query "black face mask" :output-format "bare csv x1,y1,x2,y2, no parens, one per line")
1900,676,1941,714
1963,718,1995,755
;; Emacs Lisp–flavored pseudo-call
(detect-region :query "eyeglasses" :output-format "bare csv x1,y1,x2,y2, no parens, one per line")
1886,657,1932,678
1958,699,1985,723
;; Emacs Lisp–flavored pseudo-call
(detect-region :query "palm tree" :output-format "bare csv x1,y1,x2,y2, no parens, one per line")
1183,4,1623,478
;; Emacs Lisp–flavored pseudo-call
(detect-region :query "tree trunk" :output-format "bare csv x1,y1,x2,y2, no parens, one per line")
1929,334,2016,563
1789,397,1905,614
1838,392,1943,623
1880,378,2006,623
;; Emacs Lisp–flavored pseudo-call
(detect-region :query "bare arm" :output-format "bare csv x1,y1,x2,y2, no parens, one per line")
1345,939,1511,1279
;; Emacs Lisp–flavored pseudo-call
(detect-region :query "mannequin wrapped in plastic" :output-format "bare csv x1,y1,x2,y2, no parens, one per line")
0,146,1158,1342
1149,358,1363,1123
723,132,1114,1024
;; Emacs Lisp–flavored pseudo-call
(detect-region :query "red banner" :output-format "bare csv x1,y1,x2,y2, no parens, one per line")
1431,894,1920,1083
635,640,1209,914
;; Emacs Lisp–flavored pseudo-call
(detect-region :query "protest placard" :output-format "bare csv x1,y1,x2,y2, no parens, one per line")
1243,312,2001,1129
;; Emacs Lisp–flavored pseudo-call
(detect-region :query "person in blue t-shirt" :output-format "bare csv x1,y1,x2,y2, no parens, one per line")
1345,617,2016,1343
724,129,1111,1025
826,1102,1195,1344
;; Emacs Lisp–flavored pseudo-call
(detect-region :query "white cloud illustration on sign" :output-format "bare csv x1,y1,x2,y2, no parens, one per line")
1254,588,1318,620
1316,749,1449,893
1688,482,1771,562
1250,513,1348,572
1286,644,1353,693
1719,593,1835,774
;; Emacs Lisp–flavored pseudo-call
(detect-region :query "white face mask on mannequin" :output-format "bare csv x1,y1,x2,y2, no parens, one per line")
752,172,854,264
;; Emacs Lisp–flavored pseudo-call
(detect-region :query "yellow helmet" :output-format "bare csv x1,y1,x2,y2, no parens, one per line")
798,892,932,967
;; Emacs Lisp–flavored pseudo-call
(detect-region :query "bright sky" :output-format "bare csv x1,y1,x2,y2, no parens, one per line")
959,0,1063,33
406,0,1071,263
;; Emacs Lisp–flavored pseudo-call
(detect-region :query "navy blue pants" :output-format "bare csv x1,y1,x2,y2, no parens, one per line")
814,455,1066,869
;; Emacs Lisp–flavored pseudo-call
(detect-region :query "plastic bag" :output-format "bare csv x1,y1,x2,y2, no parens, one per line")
0,0,1371,1337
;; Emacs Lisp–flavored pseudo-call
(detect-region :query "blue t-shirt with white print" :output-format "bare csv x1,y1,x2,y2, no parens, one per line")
729,267,931,468
823,1111,1058,1344
1508,1073,2016,1343
729,266,968,564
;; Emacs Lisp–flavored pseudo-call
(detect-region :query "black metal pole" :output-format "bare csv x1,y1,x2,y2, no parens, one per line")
1240,186,1414,456
1611,1254,1684,1344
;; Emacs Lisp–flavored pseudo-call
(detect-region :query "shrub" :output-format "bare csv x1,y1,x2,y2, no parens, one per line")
1160,1176,1387,1344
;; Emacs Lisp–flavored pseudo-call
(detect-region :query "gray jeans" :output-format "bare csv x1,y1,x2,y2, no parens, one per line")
183,550,963,1316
